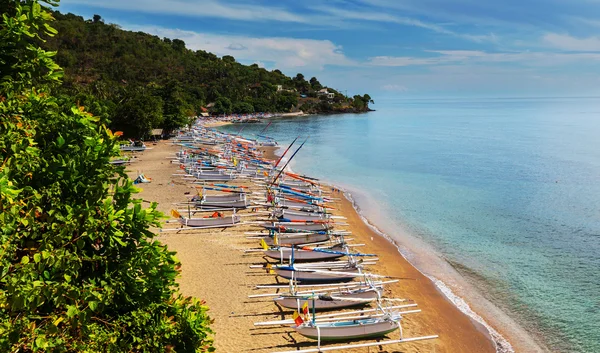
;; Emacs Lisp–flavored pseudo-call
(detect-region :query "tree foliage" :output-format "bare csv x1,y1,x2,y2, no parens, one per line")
37,10,372,137
0,1,214,351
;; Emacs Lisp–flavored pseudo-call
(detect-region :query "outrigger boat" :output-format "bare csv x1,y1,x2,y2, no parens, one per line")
169,209,241,229
269,263,365,283
260,221,333,232
120,140,148,152
254,297,437,353
189,193,249,210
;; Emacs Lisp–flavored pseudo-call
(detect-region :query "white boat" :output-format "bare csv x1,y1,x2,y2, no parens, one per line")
263,233,330,246
171,210,241,229
273,264,360,283
274,286,381,311
264,243,345,262
295,314,400,341
120,141,148,152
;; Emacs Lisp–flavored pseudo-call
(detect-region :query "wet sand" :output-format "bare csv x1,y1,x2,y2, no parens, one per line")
127,140,496,353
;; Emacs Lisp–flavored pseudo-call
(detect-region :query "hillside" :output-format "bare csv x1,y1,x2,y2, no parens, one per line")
42,12,373,138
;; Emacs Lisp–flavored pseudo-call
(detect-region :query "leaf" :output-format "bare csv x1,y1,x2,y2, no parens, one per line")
66,305,78,318
21,256,29,264
64,274,71,282
89,301,98,311
33,253,41,263
57,135,65,147
53,317,64,326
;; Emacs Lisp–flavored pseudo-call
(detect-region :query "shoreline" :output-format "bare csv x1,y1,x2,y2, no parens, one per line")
201,109,374,128
335,184,548,353
130,139,517,352
277,146,546,353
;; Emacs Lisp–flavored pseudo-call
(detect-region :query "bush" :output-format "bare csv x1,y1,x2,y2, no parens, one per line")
0,1,214,351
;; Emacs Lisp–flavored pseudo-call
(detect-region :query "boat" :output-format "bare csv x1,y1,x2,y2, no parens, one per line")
295,314,401,341
171,210,241,229
271,264,361,283
263,232,330,246
264,243,346,262
120,141,148,152
273,286,382,311
190,193,248,209
261,221,332,232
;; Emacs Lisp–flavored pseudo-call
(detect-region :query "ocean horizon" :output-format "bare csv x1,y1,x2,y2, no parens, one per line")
220,96,600,353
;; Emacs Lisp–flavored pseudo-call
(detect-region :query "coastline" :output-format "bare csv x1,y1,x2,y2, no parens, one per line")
336,184,550,353
131,140,503,352
280,146,545,353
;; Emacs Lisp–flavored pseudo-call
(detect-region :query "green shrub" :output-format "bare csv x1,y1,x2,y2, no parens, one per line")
0,1,214,351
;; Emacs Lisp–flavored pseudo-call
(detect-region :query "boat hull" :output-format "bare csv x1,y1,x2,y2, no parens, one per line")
264,244,345,262
274,288,380,311
274,266,359,283
263,233,329,246
295,319,398,341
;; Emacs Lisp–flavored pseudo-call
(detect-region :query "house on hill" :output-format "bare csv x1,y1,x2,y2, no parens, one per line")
200,106,209,117
318,88,335,99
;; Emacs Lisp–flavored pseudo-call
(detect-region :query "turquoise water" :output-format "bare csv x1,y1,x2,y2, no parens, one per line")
220,97,600,352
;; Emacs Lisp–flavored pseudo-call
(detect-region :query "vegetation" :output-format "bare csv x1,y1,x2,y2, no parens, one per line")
0,1,214,351
38,11,372,139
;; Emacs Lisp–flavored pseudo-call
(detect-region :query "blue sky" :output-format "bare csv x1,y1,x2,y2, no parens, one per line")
57,0,600,97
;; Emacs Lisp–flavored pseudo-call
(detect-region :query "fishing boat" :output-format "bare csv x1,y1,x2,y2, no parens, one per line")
264,243,346,262
263,232,331,246
191,193,248,209
273,286,382,311
271,264,361,283
120,141,148,152
274,209,330,222
171,210,241,229
295,314,401,341
261,221,332,232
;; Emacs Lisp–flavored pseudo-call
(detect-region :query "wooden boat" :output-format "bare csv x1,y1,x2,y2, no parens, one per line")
261,221,332,232
294,314,401,341
274,209,330,222
193,172,236,181
272,264,360,283
263,233,330,246
264,243,345,262
191,193,248,209
171,210,241,229
120,141,148,152
274,286,381,311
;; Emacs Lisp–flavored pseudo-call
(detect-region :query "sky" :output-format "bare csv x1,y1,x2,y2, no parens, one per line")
56,0,600,98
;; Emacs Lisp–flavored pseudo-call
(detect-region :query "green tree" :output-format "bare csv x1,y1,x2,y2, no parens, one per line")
112,88,164,139
233,102,254,114
0,2,214,351
213,96,233,114
275,91,298,112
309,77,322,90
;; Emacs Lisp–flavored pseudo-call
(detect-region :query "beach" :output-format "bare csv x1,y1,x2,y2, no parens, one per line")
127,139,499,352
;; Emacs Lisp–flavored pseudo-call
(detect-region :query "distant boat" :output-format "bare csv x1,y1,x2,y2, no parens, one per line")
120,141,149,152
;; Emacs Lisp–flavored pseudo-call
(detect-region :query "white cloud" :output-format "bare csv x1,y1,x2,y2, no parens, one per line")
65,0,499,42
128,25,356,70
312,6,498,42
368,49,600,67
542,33,600,51
65,0,306,23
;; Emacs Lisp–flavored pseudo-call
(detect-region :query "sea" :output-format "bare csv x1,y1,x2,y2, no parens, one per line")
219,97,600,353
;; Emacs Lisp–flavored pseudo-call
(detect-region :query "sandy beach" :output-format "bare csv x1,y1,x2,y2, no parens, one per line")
126,140,497,352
